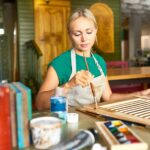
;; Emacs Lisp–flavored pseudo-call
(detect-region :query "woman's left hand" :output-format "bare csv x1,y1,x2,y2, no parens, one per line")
140,88,150,96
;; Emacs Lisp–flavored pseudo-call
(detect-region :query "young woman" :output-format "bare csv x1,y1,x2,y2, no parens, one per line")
35,8,150,110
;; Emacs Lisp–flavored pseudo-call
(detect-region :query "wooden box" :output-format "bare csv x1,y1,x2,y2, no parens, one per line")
95,120,148,150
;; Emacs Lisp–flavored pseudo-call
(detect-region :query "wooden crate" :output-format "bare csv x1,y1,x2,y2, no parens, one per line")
95,120,148,150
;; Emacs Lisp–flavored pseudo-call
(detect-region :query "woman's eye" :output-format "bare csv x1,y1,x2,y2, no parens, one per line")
74,32,81,36
87,31,92,34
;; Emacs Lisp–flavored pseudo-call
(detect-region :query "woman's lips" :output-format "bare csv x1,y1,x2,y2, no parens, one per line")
80,44,89,48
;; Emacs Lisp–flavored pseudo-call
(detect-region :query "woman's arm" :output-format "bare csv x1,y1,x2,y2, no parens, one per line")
36,67,94,110
35,66,59,110
102,76,150,102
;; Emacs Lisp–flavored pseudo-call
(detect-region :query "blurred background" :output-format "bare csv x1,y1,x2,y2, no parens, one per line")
0,0,150,90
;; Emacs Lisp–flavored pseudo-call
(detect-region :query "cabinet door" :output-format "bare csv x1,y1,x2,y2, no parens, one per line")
35,4,70,77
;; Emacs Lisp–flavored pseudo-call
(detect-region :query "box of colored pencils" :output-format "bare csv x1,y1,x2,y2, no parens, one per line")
95,120,148,150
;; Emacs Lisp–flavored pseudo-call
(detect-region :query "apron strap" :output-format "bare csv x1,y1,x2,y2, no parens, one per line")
91,53,105,76
70,49,76,79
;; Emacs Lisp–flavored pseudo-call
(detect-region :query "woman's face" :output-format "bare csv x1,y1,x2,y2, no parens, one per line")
69,17,97,53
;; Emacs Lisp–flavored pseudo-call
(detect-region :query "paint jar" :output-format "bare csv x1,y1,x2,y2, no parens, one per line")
50,96,67,120
30,117,62,149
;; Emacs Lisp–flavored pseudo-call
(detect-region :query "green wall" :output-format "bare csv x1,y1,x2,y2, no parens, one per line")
71,0,121,61
17,0,34,81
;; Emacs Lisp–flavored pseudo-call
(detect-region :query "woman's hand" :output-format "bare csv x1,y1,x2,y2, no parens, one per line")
140,88,150,96
64,70,94,88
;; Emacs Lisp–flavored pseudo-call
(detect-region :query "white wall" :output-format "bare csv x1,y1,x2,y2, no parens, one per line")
141,35,150,50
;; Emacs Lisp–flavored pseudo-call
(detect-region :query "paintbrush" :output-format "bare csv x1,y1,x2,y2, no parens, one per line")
83,52,98,109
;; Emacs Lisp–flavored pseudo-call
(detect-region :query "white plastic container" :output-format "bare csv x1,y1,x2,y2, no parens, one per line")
30,117,62,149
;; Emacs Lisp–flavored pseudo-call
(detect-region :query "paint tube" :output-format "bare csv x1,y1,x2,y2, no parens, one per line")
48,128,98,150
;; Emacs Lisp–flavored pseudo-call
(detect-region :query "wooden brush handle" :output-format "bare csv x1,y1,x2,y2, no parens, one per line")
90,82,96,97
83,52,98,109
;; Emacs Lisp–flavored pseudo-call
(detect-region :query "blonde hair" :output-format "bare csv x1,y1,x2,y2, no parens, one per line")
67,8,97,32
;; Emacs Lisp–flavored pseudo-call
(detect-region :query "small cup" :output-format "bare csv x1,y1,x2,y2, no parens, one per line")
30,117,62,149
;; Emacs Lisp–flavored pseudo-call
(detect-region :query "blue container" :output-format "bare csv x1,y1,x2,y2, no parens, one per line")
50,96,67,120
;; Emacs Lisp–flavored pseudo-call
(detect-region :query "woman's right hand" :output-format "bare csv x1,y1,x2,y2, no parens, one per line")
64,70,94,88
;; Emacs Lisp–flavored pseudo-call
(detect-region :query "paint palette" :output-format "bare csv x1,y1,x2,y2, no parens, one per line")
95,120,148,150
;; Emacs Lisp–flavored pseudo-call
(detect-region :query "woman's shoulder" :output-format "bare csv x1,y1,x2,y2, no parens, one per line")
53,49,71,62
48,49,71,66
48,49,72,85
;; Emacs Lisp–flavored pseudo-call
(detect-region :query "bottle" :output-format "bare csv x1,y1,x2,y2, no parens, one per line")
48,128,98,150
55,87,66,97
50,87,68,120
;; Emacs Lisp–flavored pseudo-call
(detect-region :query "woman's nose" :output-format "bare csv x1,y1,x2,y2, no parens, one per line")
81,34,86,42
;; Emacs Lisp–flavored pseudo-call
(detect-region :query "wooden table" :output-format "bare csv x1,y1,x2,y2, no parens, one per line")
107,66,150,80
107,66,150,89
67,107,150,150
19,107,150,150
